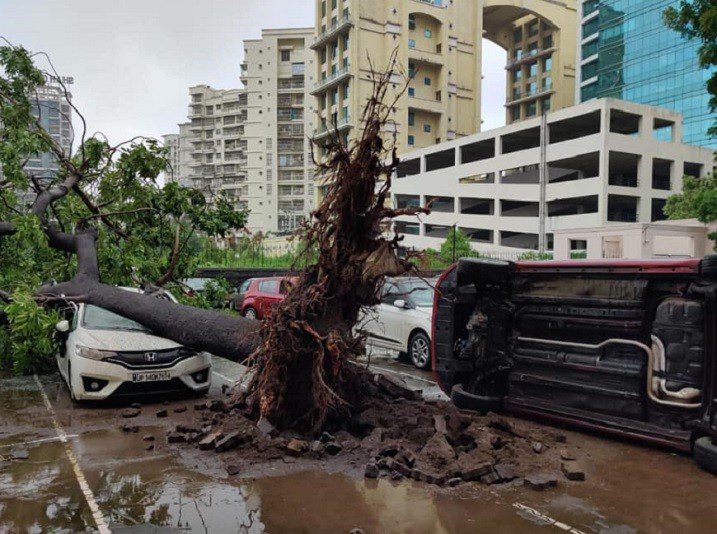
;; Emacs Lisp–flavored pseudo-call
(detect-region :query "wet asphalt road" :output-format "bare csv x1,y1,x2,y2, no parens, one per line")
1,353,717,533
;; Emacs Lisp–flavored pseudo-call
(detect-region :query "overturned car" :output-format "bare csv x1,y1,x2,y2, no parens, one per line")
432,256,717,473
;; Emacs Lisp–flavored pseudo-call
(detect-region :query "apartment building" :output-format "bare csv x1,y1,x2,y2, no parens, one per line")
577,0,717,149
26,83,73,181
240,28,315,232
310,0,578,157
391,98,714,257
184,85,249,209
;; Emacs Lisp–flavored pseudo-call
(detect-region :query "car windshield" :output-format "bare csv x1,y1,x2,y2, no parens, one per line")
400,279,435,307
183,278,212,291
82,305,150,332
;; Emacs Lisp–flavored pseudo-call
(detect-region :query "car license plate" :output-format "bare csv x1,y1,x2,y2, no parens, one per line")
131,370,171,383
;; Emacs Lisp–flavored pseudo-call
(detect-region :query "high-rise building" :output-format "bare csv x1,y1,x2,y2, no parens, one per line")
577,0,717,149
310,0,578,157
240,28,315,233
183,85,249,209
161,133,180,183
26,82,73,182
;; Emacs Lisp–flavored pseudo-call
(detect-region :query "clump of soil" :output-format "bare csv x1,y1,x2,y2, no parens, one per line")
169,372,585,490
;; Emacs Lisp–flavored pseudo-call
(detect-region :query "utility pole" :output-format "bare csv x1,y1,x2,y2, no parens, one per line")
538,111,548,254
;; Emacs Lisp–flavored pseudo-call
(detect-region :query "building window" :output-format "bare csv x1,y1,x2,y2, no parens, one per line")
543,57,552,72
408,135,415,145
321,1,326,17
529,62,538,77
408,14,415,30
343,34,349,50
424,76,431,86
332,89,338,105
408,62,416,78
542,76,552,90
528,20,539,37
423,123,431,133
542,34,553,49
514,69,523,82
512,86,521,100
343,82,350,99
513,27,522,43
511,106,520,121
332,43,338,58
408,111,415,126
528,42,538,56
408,38,416,49
542,97,551,113
425,28,432,38
320,49,326,63
526,101,537,117
527,81,537,95
331,0,336,8
281,50,291,62
408,87,415,97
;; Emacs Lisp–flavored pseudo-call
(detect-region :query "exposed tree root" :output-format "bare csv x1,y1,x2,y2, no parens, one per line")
241,53,429,432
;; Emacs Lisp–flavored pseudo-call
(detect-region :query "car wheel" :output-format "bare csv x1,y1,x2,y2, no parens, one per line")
693,436,717,474
66,363,78,403
450,383,503,413
701,254,717,279
408,331,431,370
243,307,258,320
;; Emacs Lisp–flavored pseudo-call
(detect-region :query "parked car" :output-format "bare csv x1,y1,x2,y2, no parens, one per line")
55,288,211,401
181,277,215,297
230,276,296,319
432,256,717,473
360,277,436,369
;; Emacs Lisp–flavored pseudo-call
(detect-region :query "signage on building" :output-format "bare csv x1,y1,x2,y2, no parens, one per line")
44,74,74,85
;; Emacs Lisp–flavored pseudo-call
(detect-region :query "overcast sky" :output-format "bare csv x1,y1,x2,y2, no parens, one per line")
1,0,506,145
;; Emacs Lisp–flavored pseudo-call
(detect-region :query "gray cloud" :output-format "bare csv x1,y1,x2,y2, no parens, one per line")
1,0,505,145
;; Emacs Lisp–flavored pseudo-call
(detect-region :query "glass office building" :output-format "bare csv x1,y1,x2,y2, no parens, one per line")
578,0,716,148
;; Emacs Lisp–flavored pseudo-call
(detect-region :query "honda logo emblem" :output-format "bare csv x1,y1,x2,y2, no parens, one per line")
144,352,157,362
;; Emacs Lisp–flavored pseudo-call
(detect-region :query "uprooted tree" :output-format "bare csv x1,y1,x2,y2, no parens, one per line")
1,42,428,432
0,42,251,373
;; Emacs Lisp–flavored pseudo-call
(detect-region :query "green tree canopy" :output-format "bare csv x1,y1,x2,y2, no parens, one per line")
439,227,473,263
664,0,717,136
0,42,248,373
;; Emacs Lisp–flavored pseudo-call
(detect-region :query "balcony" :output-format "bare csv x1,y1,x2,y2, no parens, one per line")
408,46,444,66
506,47,555,70
278,77,305,91
311,15,353,50
505,87,554,106
312,115,353,141
311,67,352,95
412,0,445,6
408,96,443,114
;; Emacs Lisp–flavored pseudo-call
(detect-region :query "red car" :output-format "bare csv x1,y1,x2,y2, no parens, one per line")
432,255,717,473
230,277,296,319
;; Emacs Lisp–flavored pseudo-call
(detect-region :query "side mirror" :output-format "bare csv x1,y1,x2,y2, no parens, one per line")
55,320,70,333
394,299,408,309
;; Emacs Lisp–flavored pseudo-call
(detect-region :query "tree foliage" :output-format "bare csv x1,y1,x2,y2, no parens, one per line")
439,227,473,264
664,0,717,136
0,42,248,373
664,170,717,248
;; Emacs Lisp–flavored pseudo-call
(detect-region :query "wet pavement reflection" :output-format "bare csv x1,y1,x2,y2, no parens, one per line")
2,368,717,533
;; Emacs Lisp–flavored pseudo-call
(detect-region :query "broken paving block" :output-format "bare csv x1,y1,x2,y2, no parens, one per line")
166,433,186,444
121,408,140,418
364,462,379,479
155,409,168,418
524,473,558,490
285,438,309,456
215,431,246,453
561,461,586,481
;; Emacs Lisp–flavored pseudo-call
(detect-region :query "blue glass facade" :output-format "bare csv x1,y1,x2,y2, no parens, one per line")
579,0,716,148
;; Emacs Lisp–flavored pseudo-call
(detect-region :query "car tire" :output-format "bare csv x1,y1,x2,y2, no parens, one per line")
243,307,258,320
693,436,717,474
408,331,431,370
66,363,78,403
450,383,503,413
701,254,717,279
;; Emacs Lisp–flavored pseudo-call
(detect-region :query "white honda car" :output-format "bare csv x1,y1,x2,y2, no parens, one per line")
361,277,435,369
55,288,211,401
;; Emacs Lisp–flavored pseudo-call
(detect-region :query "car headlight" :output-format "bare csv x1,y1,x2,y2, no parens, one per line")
75,346,118,361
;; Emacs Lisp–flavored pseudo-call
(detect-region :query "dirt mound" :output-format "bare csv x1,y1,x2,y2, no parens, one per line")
168,372,585,490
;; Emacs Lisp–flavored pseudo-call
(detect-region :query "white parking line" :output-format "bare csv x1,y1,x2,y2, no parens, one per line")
513,503,586,534
368,364,438,386
33,375,112,534
0,434,80,449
